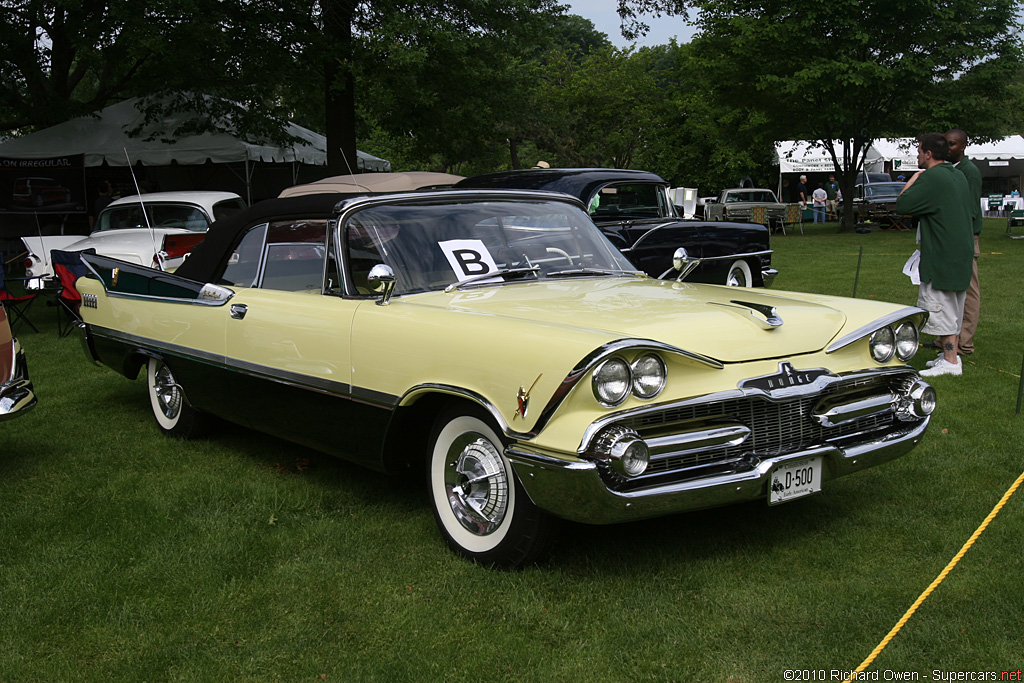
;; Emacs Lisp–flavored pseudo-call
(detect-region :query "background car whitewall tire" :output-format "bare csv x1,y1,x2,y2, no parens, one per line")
725,260,753,287
147,357,207,438
427,407,556,568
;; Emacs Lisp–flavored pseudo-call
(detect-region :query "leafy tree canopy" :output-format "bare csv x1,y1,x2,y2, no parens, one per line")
616,0,1024,227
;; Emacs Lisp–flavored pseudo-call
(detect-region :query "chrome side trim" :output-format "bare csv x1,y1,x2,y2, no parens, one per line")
80,256,235,307
86,326,400,408
826,307,928,353
399,383,516,437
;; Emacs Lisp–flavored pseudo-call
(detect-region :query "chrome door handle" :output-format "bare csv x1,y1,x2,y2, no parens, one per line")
230,303,248,320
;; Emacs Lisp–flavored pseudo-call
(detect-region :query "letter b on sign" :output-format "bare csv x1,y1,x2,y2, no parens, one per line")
439,239,500,282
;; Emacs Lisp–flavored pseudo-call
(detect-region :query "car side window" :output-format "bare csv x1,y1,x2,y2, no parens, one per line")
258,220,328,292
219,223,267,287
345,222,391,295
591,183,662,219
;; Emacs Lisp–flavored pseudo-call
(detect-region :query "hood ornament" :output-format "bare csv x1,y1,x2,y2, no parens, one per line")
711,299,784,330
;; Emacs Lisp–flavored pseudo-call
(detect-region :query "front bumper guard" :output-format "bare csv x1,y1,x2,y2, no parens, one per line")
506,417,929,524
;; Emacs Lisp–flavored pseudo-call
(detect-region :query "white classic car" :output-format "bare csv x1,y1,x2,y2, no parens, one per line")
21,190,246,287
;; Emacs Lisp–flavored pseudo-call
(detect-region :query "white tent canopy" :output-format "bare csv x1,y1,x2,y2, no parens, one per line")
775,140,885,175
0,97,390,202
776,136,1024,175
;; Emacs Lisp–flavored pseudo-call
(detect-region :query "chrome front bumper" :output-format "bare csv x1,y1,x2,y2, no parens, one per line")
506,417,929,524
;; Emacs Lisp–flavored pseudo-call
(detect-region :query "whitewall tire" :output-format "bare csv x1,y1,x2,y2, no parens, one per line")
725,260,753,287
427,408,555,567
147,357,207,438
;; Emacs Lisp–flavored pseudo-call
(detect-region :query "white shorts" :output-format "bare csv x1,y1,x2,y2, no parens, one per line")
918,282,966,336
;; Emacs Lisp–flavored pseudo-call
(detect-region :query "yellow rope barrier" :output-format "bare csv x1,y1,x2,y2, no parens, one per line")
842,467,1024,682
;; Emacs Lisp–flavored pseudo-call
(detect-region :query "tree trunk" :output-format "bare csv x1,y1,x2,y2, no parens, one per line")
508,138,521,169
323,0,358,176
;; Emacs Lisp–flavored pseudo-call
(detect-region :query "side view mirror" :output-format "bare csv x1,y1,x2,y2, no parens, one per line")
672,248,702,282
367,263,396,305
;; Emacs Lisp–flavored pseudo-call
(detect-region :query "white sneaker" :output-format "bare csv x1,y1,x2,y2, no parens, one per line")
921,357,962,377
925,352,944,367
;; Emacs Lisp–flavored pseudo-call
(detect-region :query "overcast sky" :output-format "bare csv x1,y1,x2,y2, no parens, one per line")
562,0,697,47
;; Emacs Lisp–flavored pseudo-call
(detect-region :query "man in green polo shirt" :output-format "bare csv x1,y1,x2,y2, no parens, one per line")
945,128,983,356
825,174,841,220
895,133,974,377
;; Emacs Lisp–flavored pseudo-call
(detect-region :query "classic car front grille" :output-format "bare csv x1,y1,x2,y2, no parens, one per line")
603,371,912,488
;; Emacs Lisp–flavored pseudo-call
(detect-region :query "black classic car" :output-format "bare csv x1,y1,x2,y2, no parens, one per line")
455,169,777,288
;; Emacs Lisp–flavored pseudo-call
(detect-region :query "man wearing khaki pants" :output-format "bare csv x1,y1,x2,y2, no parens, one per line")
945,129,982,356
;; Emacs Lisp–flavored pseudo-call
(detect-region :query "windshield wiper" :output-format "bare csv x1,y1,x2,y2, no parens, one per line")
546,267,641,278
444,266,541,292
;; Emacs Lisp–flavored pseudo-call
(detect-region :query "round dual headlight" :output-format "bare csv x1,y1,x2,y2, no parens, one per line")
593,354,668,406
894,322,918,361
869,327,895,363
593,358,632,406
631,354,667,399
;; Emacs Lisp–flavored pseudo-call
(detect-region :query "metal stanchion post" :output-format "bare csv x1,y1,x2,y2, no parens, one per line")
853,245,863,298
1017,352,1023,416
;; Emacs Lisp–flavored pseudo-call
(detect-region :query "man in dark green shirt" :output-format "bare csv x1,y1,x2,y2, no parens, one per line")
895,133,974,377
945,128,982,355
825,174,840,220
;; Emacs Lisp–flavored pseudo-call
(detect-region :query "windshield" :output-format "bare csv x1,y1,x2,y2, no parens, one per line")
95,203,211,233
343,199,638,295
726,190,778,203
862,183,905,199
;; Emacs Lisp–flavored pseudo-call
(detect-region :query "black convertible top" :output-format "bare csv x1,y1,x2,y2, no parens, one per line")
175,193,350,283
455,168,668,204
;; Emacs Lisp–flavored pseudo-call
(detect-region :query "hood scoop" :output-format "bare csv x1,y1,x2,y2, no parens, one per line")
711,300,784,330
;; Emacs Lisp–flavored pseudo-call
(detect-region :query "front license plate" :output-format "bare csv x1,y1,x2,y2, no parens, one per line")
768,456,823,505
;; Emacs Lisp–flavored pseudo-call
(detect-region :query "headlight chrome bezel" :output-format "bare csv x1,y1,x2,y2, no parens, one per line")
894,321,919,361
592,357,632,407
869,326,896,363
630,353,667,400
592,352,668,407
867,321,919,364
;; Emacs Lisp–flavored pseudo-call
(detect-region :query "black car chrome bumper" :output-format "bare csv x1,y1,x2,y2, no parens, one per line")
506,417,929,524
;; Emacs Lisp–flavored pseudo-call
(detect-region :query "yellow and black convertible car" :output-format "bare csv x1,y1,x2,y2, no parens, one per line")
76,189,936,567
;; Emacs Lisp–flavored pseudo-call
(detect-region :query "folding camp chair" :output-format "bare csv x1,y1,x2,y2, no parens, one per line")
1008,209,1024,239
0,258,39,334
782,203,803,235
50,249,94,338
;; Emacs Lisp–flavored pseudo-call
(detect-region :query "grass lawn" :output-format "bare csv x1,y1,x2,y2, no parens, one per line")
1,218,1022,681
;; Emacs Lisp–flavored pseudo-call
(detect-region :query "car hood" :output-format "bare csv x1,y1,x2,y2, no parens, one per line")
403,278,848,363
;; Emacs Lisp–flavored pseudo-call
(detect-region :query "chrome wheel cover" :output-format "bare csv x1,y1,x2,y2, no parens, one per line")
152,363,182,421
443,434,509,536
